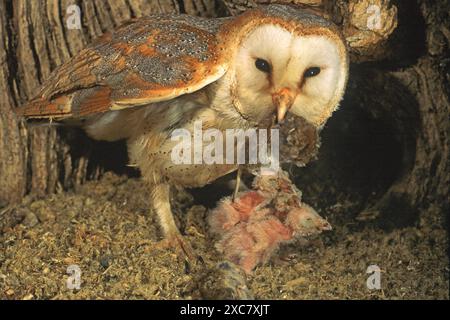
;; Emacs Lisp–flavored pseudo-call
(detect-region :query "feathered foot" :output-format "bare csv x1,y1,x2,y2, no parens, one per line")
151,183,196,262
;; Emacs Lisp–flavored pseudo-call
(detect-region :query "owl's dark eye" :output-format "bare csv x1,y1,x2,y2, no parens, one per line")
304,67,321,78
255,58,271,73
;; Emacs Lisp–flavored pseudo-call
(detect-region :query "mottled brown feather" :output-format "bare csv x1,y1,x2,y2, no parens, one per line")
17,15,230,119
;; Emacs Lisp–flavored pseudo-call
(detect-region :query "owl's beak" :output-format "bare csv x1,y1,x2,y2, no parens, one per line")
272,88,295,124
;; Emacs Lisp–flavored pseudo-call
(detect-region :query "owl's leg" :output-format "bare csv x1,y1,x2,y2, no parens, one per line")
151,183,195,261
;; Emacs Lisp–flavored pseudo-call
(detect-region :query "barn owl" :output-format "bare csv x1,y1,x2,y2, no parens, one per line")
16,4,348,260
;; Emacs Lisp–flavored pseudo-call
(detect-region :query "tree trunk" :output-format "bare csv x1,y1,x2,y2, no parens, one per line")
0,0,448,225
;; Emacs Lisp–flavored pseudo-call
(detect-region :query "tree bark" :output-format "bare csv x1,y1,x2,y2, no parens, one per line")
345,0,449,224
0,0,448,223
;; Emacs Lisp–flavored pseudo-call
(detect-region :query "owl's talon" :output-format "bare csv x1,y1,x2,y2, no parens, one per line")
156,233,196,262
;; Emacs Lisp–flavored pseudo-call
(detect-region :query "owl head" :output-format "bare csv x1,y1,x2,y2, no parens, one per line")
214,5,349,128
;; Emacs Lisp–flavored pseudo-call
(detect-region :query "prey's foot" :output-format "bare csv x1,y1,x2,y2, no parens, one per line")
156,233,196,262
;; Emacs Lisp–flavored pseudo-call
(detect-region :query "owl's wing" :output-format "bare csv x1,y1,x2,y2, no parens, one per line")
16,15,229,119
